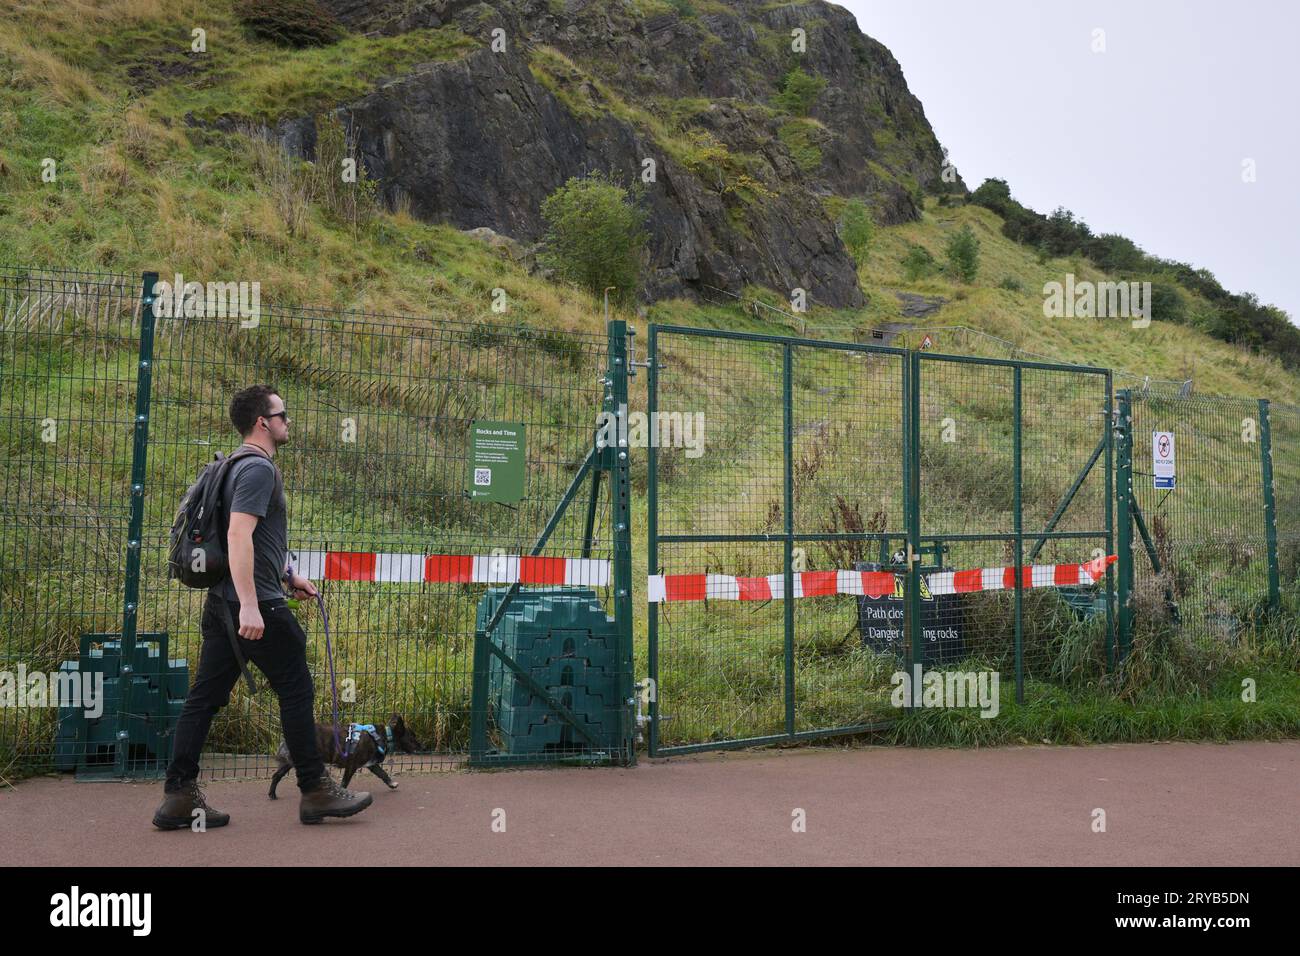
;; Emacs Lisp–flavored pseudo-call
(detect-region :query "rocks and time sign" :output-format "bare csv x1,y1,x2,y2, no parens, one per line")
468,421,526,504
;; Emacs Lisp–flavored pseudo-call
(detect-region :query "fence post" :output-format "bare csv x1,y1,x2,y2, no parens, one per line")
116,271,158,776
1115,389,1134,663
1012,365,1024,705
906,352,923,701
781,343,796,737
469,625,491,765
607,319,636,765
646,325,660,756
1104,372,1116,672
1258,399,1281,615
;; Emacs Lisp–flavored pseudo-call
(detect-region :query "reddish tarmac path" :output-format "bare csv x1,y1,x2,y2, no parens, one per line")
3,741,1297,866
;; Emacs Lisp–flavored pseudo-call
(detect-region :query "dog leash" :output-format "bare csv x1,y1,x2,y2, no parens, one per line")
286,562,345,762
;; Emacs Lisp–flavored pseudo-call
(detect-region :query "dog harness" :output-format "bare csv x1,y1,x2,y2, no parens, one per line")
344,723,393,764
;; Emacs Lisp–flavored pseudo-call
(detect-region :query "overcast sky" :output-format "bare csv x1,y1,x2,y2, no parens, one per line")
843,0,1298,326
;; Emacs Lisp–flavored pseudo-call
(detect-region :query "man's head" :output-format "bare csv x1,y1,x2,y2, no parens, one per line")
229,384,290,448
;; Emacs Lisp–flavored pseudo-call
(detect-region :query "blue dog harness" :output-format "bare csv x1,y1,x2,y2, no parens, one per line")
344,723,393,763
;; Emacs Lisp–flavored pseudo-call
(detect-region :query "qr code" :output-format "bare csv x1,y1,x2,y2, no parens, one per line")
474,467,491,486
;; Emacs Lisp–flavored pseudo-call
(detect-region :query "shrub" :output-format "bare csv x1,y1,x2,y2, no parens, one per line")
234,0,344,48
998,276,1023,292
681,129,736,193
970,177,1012,212
838,198,873,261
1148,280,1187,324
539,171,649,305
312,114,379,234
945,224,980,282
902,244,936,281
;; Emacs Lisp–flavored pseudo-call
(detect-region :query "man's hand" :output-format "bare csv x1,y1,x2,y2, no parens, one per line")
239,604,265,640
288,572,318,600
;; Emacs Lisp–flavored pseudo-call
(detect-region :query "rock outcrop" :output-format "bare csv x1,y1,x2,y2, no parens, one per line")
305,0,962,305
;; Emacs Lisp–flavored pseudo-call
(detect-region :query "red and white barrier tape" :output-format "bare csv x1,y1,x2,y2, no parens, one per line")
646,555,1116,603
292,551,610,587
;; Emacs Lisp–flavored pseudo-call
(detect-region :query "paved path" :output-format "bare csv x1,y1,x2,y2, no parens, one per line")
3,741,1296,866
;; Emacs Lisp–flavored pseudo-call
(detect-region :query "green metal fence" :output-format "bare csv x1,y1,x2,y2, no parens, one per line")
2,264,1294,777
1,266,635,779
644,327,1113,755
1118,388,1297,651
0,268,144,779
1273,402,1300,603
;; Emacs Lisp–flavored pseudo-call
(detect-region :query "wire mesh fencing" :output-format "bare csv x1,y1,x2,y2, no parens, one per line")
1273,402,1300,604
1124,390,1291,648
914,354,1113,700
1,266,632,780
645,327,906,754
645,327,1113,754
0,267,143,779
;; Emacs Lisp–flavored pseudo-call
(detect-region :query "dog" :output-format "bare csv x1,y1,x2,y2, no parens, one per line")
268,713,422,799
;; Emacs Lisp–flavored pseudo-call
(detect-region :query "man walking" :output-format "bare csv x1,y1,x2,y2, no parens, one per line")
154,385,372,828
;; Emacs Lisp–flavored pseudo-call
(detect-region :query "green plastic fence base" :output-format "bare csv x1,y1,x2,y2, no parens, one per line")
58,632,188,779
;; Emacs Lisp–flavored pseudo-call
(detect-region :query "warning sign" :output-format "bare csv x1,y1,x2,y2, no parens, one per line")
920,334,935,351
468,421,526,503
1152,431,1176,490
853,563,963,665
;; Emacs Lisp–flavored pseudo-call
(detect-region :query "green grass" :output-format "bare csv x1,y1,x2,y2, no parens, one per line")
778,118,824,172
885,664,1300,747
151,27,479,124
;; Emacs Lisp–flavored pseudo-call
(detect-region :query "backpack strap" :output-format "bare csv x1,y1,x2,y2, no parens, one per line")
219,597,259,697
217,445,284,537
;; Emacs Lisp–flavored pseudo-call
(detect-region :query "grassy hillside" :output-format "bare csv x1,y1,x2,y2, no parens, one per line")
1,1,1297,777
1,0,1296,396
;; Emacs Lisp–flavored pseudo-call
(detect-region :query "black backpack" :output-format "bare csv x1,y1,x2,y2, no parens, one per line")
168,447,276,588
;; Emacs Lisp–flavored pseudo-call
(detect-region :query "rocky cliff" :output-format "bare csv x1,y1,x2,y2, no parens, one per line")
308,0,960,305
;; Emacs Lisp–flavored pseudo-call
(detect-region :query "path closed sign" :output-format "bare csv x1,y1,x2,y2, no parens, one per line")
854,563,964,665
468,421,526,503
1153,431,1176,489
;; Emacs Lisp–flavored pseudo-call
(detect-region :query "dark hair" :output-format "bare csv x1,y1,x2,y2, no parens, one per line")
229,384,280,437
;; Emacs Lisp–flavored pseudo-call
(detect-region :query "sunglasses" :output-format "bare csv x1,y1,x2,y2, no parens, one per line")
264,411,290,422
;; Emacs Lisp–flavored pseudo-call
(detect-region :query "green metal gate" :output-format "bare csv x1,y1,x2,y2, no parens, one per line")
646,326,1114,755
913,352,1115,700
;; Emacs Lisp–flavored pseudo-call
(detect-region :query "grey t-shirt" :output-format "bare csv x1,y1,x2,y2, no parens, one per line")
213,446,289,602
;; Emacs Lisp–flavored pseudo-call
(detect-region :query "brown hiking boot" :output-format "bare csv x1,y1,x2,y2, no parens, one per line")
153,780,230,830
299,773,373,824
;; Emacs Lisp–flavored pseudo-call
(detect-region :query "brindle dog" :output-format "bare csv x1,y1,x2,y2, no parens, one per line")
269,713,422,798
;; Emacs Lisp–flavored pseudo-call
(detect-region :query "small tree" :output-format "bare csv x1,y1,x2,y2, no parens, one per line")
945,224,980,283
838,199,873,261
539,171,649,304
773,67,827,116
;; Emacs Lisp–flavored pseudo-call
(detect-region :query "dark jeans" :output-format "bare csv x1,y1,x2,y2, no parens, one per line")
165,592,325,793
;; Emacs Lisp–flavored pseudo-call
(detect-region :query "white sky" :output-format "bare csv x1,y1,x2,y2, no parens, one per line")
842,0,1299,325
